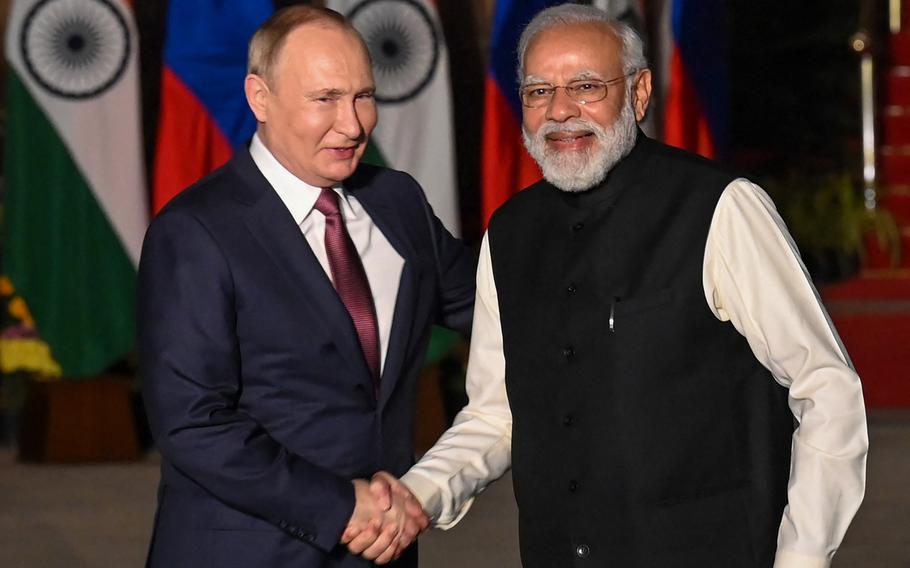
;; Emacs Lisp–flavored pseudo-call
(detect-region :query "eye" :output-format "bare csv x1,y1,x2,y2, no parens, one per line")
525,86,553,98
572,82,598,92
355,92,375,102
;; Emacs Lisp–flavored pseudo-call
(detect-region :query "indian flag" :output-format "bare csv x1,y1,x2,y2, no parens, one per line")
328,0,460,236
3,0,147,377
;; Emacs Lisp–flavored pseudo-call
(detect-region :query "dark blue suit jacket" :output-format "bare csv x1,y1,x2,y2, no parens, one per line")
138,148,475,567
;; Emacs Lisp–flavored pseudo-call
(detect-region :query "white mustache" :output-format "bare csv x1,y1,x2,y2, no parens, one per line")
536,119,604,140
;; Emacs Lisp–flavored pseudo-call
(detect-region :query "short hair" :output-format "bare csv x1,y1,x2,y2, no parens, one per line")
516,4,647,82
247,5,360,85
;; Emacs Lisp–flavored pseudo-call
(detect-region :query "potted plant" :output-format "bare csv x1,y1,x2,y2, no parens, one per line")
766,172,901,284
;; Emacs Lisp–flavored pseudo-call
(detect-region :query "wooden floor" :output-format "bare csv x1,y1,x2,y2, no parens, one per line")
0,410,907,567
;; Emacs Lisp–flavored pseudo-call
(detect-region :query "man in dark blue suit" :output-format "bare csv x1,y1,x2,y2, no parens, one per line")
137,6,474,567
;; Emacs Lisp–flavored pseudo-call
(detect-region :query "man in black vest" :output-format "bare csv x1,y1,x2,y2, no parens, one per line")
381,4,868,567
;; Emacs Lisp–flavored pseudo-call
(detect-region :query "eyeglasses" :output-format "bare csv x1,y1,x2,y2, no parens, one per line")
519,72,636,108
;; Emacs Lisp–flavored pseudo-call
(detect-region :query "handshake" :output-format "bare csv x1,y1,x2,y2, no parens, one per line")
342,471,430,564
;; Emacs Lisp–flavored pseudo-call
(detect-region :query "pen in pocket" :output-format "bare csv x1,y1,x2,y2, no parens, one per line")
609,297,618,332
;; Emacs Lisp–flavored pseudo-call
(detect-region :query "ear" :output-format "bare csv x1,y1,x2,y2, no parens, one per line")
244,74,270,123
631,68,652,122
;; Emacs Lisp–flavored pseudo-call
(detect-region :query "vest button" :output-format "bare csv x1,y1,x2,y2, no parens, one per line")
572,222,585,232
562,346,575,358
575,544,590,558
569,480,579,492
563,414,574,426
567,282,577,294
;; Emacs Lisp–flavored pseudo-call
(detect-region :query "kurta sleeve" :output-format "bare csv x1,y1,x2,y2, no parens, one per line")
401,232,513,528
702,179,868,568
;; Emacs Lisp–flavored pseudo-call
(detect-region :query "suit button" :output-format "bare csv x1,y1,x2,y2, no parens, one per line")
569,480,578,492
567,282,577,294
563,414,574,426
563,346,575,359
576,544,590,558
572,222,585,232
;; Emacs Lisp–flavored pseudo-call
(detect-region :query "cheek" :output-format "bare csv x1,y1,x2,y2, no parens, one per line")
291,114,333,145
583,106,618,130
522,109,546,134
360,104,378,134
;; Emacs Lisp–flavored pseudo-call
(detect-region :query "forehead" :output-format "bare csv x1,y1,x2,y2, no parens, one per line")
276,24,373,87
523,22,623,81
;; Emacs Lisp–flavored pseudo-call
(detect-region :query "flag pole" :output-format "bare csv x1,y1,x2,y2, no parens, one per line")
851,29,877,211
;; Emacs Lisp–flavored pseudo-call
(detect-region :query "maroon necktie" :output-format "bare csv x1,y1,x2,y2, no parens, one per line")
314,188,381,395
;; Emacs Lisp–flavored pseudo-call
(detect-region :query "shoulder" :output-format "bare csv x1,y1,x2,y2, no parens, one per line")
641,137,739,191
158,158,246,219
151,151,264,236
488,178,553,228
346,163,425,199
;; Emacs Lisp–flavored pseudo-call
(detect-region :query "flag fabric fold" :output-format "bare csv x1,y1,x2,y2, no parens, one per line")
3,0,147,377
152,0,272,213
656,0,727,158
329,0,460,236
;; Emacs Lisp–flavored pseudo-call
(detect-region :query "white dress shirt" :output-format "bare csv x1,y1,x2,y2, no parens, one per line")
249,134,404,372
402,178,868,568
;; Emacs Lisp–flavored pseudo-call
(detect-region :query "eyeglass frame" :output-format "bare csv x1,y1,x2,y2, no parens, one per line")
518,71,638,108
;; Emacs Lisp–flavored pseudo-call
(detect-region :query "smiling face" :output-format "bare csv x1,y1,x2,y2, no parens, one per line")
245,23,377,187
521,22,651,192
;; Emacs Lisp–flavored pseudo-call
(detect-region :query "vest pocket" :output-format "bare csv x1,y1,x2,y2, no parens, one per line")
612,288,674,318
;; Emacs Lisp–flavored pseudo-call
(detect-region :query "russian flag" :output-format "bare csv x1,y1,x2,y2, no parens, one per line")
152,0,274,214
480,1,569,227
659,0,727,159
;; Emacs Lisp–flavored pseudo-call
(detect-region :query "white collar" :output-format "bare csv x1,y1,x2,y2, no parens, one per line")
249,133,356,225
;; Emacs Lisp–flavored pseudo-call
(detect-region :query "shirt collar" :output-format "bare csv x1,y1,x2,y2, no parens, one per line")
249,133,356,224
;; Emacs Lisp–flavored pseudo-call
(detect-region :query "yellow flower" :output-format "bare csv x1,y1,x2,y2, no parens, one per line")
0,337,63,378
8,297,35,328
0,276,14,296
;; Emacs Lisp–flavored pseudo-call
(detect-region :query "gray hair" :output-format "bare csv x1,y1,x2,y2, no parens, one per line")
516,4,647,82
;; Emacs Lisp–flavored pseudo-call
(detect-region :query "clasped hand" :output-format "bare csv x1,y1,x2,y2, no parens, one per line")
342,471,429,564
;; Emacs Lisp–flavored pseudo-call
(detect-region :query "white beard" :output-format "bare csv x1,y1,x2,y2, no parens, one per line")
522,99,638,193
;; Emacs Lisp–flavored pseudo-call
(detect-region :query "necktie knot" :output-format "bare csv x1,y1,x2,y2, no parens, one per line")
315,187,341,218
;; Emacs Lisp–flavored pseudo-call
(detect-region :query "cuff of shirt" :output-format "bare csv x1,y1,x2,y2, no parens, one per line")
774,549,832,568
400,471,474,530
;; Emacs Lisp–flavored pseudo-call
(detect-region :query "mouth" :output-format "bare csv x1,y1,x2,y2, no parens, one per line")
543,130,597,152
327,145,359,159
545,131,594,142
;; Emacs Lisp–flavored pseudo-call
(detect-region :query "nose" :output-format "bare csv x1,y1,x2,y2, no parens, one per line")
545,86,582,122
334,99,365,140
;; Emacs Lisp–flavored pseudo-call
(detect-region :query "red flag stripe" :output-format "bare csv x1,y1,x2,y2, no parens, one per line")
152,67,233,214
663,49,715,158
480,77,541,227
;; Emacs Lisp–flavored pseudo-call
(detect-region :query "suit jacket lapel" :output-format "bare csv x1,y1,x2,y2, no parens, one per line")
233,151,374,389
351,182,419,406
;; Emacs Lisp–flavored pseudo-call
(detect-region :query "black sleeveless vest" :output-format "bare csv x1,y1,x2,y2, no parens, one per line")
488,134,793,567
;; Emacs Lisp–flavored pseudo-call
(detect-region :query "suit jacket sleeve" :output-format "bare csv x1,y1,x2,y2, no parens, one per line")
138,208,354,553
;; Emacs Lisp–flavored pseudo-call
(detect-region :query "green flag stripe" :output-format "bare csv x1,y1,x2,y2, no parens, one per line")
361,138,388,168
3,71,137,377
